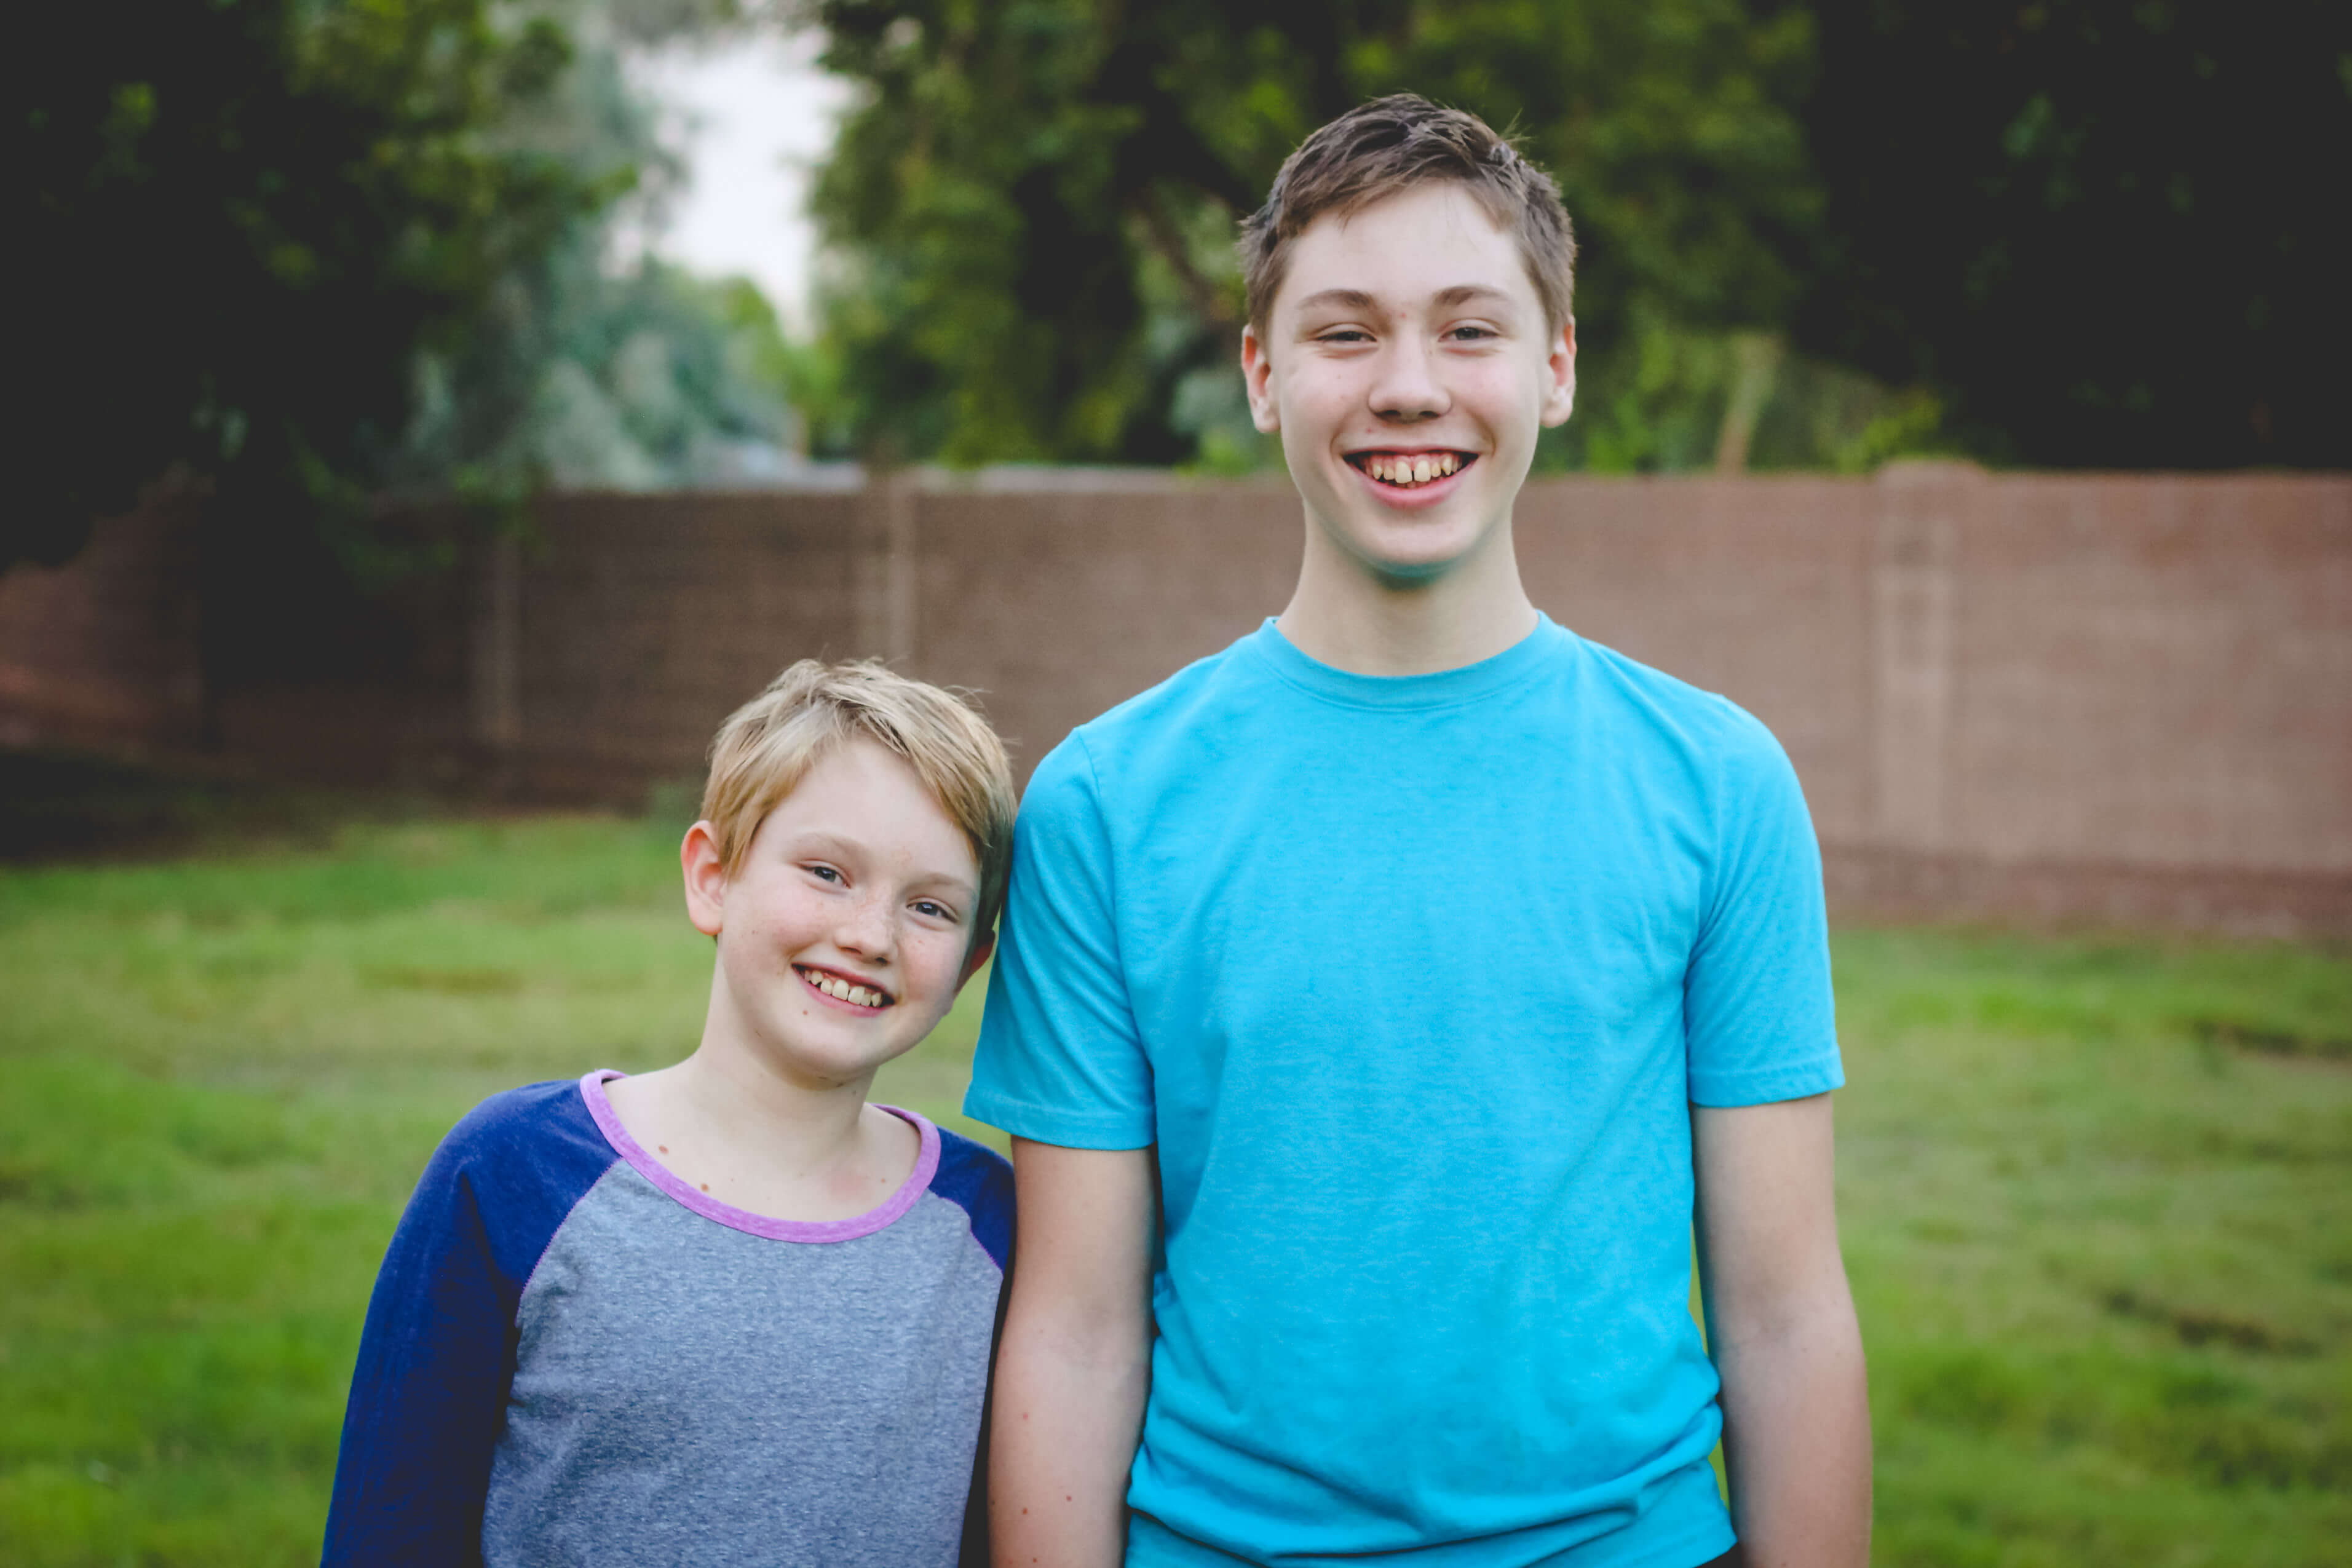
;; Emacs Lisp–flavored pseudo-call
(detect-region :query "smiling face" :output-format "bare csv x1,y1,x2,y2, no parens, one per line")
683,737,991,1093
1243,181,1575,585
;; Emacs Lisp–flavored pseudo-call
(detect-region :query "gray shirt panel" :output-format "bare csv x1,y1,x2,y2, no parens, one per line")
483,1162,1001,1567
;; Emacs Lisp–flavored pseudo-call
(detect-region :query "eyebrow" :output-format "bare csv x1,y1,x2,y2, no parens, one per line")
1292,288,1380,315
1433,284,1516,310
1291,284,1519,315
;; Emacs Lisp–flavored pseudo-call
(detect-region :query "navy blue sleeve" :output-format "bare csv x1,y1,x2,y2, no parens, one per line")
322,1080,617,1567
930,1128,1015,1568
928,1128,1015,1274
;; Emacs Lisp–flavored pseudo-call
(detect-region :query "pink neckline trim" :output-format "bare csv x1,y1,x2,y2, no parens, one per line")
578,1070,940,1243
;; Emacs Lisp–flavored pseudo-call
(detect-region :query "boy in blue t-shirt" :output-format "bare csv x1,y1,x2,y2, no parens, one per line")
968,97,1871,1567
323,661,1019,1567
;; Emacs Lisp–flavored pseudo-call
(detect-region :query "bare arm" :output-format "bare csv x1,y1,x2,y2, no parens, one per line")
991,1139,1157,1568
1693,1094,1872,1568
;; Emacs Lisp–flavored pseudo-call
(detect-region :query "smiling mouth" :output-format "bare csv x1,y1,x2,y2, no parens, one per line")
1347,451,1474,489
796,965,894,1009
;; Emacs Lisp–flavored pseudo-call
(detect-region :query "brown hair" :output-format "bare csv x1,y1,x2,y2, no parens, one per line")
1240,94,1577,335
701,660,1018,940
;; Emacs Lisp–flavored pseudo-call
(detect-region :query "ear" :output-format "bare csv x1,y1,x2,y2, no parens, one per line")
957,928,996,989
1241,323,1281,434
1539,316,1577,428
681,821,728,938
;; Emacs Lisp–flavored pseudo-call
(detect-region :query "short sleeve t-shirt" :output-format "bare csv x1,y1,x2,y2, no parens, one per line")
965,615,1842,1567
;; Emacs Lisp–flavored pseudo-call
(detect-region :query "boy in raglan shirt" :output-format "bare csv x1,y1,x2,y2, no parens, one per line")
324,660,1018,1567
967,97,1872,1567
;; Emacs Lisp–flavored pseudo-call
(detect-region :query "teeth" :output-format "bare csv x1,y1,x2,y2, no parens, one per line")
1361,454,1462,487
806,970,885,1006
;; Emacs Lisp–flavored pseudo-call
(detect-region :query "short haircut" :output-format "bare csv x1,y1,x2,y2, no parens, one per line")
701,660,1018,940
1240,93,1577,336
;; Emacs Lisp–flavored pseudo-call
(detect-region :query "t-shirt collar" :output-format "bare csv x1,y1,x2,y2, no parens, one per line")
1245,611,1568,710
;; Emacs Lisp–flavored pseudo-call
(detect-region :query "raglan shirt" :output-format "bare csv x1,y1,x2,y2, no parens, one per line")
965,616,1843,1568
322,1071,1013,1568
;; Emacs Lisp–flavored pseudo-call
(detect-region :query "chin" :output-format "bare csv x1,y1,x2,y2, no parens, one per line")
760,1031,908,1088
1344,521,1494,581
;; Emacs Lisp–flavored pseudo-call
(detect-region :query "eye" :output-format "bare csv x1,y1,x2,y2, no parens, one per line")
1315,328,1372,344
805,863,844,884
911,898,958,922
1446,324,1497,342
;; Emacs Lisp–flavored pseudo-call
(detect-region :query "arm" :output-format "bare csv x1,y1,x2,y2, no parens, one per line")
989,1139,1157,1568
320,1155,514,1567
1692,1093,1871,1568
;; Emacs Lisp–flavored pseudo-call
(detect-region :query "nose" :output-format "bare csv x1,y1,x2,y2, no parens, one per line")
833,889,895,962
1368,334,1448,423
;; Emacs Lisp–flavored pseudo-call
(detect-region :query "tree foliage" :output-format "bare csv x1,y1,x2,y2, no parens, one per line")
801,0,2350,472
388,7,806,499
20,0,817,579
799,0,1827,470
20,0,601,572
1799,0,2351,468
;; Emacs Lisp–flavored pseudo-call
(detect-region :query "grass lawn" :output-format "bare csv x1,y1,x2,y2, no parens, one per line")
2,814,2346,1565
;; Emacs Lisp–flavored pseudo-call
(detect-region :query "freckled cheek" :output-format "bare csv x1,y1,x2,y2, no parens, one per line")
1279,374,1362,424
900,942,968,1007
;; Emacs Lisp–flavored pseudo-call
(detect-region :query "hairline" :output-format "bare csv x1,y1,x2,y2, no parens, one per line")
1251,173,1572,340
699,661,1017,941
732,745,984,901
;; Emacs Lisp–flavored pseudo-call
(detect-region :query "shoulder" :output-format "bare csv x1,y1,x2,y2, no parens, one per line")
1050,630,1279,775
1568,634,1772,747
926,1127,1014,1273
414,1079,620,1262
432,1078,608,1176
1564,632,1797,792
1013,636,1261,830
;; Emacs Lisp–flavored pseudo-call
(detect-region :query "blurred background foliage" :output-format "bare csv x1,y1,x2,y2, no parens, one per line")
800,0,1841,472
382,0,812,504
20,0,805,577
18,0,2351,575
26,0,589,572
1800,0,2351,470
794,0,2350,474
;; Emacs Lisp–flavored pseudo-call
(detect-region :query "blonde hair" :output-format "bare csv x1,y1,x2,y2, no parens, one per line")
701,660,1018,938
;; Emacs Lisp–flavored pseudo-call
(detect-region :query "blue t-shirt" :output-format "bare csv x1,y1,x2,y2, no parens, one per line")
323,1073,1013,1568
965,615,1842,1567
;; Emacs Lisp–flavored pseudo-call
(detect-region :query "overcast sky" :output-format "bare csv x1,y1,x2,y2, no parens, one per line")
627,30,853,331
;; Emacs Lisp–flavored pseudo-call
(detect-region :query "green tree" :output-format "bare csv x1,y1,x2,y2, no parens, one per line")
387,5,807,499
797,0,1831,470
20,0,600,572
1797,0,2352,468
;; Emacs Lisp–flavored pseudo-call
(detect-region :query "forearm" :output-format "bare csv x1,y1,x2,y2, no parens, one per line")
989,1139,1157,1568
1713,1281,1872,1568
989,1299,1151,1566
1692,1095,1871,1568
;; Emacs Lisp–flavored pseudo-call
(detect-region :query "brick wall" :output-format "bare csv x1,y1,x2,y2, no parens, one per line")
0,491,204,754
6,467,2348,931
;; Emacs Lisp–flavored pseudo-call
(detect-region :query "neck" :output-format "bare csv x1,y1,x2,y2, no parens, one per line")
670,1015,876,1179
1277,512,1538,676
